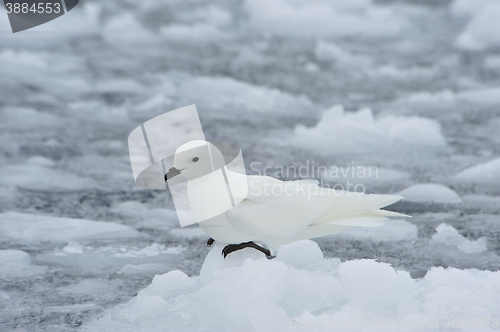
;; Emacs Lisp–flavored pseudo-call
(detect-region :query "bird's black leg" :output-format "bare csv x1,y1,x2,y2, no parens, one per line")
207,238,215,247
222,241,273,258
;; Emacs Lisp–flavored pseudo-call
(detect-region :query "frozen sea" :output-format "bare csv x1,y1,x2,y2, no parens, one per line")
0,0,500,331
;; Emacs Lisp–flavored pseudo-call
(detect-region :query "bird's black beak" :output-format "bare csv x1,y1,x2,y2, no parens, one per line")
165,167,181,181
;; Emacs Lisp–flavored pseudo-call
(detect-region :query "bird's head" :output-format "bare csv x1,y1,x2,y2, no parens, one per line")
165,140,225,181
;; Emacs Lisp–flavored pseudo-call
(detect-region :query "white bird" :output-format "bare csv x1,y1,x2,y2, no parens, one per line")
166,140,407,258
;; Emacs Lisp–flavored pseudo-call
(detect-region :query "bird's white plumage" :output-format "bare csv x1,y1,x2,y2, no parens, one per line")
171,140,406,255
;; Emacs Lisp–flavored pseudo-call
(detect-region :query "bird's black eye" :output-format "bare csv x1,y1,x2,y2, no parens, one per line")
192,157,199,162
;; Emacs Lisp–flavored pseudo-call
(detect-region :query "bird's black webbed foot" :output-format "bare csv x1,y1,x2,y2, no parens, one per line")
222,241,271,258
207,238,215,247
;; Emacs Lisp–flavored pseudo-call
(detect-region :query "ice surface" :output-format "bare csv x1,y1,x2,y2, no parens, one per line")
457,87,500,105
397,184,462,204
169,227,208,239
455,3,500,50
335,219,418,242
0,157,97,191
403,89,456,105
176,76,314,115
292,105,446,156
484,56,500,71
462,195,500,212
58,278,124,297
322,167,410,185
102,13,159,49
36,243,183,273
0,250,47,279
450,0,498,18
432,223,487,254
111,201,179,230
86,240,500,332
453,158,500,185
160,6,233,43
245,0,407,38
315,40,372,68
119,263,172,275
0,212,141,242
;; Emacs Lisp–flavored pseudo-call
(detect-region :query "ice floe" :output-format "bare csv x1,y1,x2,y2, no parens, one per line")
292,105,446,156
0,212,141,242
86,240,500,332
397,184,462,204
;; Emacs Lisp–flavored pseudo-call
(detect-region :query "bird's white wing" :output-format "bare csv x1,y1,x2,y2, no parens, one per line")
228,176,334,238
228,176,404,239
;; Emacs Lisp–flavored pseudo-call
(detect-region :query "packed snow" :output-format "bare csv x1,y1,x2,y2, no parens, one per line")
86,241,500,332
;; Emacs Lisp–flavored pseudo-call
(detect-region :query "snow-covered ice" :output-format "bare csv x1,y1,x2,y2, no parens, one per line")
454,3,500,51
432,223,487,254
0,212,141,242
245,0,408,39
292,105,446,156
397,184,462,204
86,241,500,332
453,158,500,185
0,250,47,279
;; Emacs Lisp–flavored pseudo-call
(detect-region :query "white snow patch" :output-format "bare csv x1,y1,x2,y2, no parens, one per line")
245,0,407,39
432,223,487,254
397,184,462,204
336,219,418,242
276,240,324,269
0,250,47,279
0,212,141,242
292,105,446,156
453,158,500,185
86,240,500,332
455,4,500,50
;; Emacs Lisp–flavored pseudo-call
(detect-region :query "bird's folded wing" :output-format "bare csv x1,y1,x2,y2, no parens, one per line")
228,177,333,238
229,176,405,238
